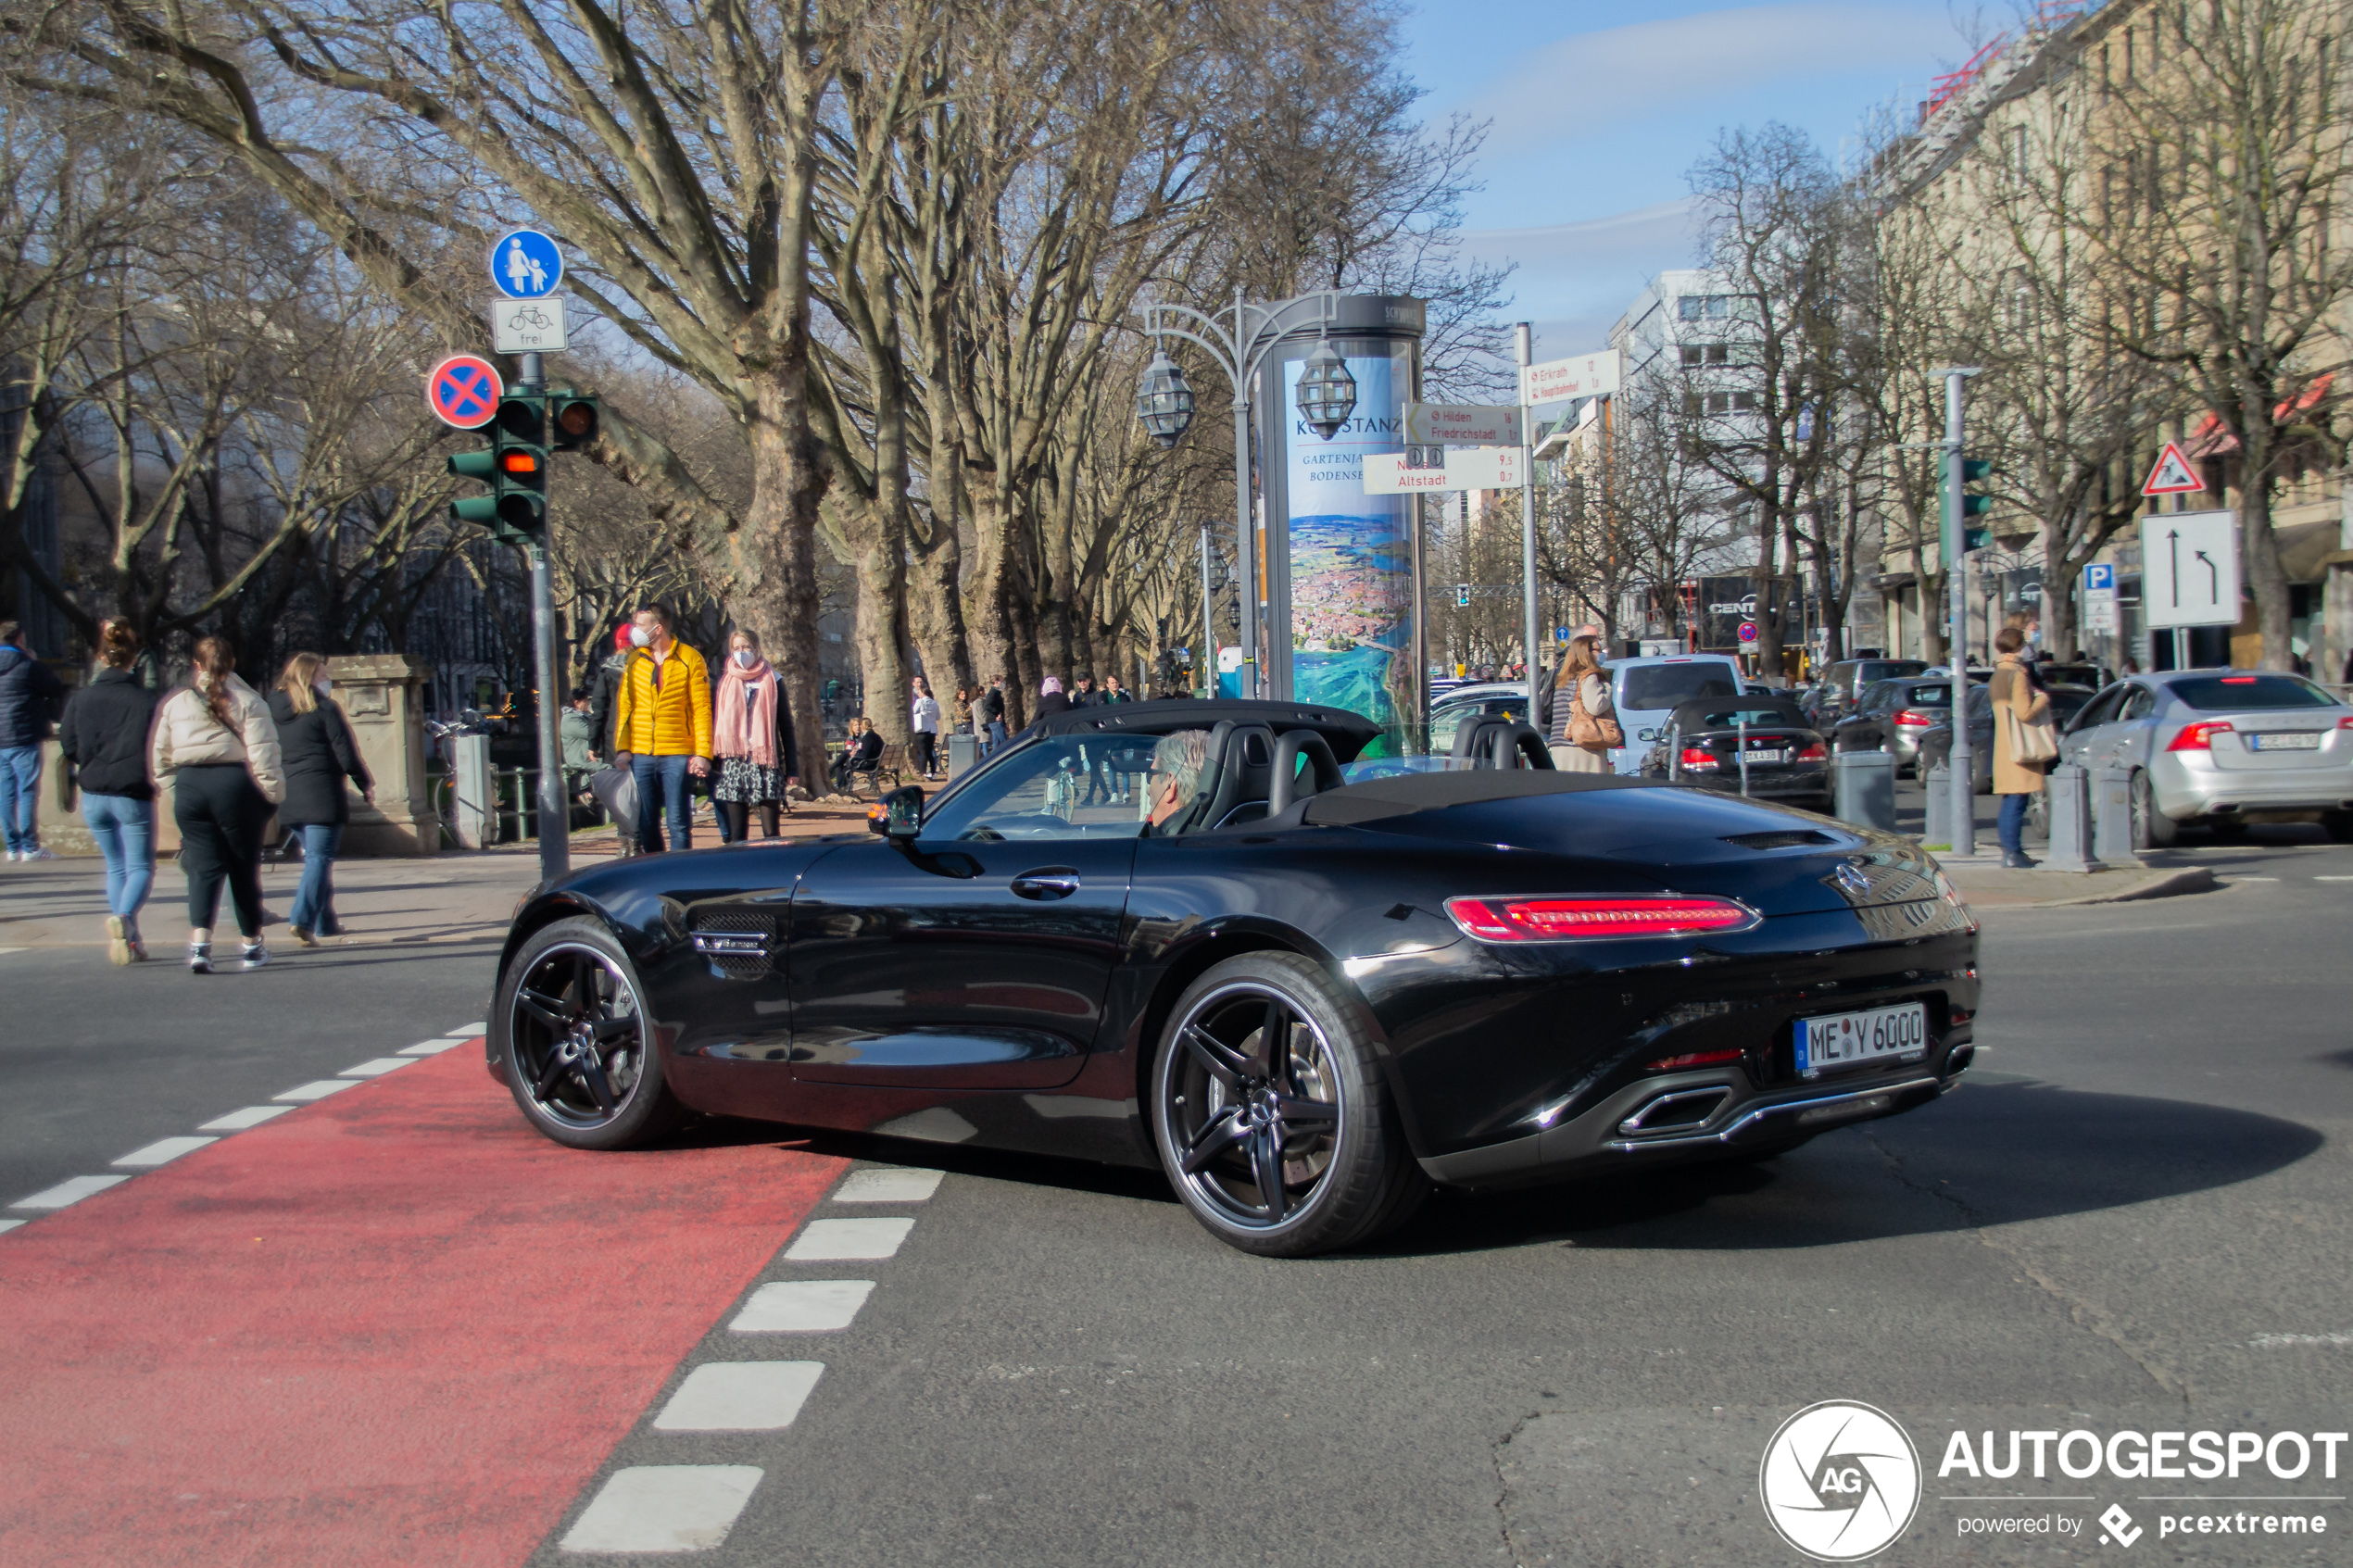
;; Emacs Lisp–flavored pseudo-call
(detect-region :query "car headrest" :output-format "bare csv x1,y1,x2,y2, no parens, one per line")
1267,729,1347,815
1174,721,1277,834
1452,716,1555,770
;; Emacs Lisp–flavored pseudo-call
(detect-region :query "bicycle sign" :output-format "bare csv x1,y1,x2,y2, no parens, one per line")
492,295,568,354
426,354,503,429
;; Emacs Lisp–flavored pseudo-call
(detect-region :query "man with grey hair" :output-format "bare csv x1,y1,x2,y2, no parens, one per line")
1143,728,1213,832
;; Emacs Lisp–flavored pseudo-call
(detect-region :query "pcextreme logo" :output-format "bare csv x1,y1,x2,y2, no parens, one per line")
1759,1400,1923,1562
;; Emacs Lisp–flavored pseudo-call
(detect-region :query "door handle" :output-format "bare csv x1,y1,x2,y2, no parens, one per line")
1010,869,1081,900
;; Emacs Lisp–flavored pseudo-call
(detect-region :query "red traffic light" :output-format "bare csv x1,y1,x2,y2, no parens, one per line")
500,451,541,475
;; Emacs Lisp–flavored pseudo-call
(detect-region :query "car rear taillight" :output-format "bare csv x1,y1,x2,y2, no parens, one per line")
2338,716,2353,730
1796,740,1828,760
1642,1047,1744,1072
1679,747,1718,771
1443,895,1758,942
2167,721,2234,752
1894,709,1937,727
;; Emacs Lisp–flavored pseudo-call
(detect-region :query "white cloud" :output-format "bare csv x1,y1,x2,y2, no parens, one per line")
1456,3,1955,160
1463,197,1704,352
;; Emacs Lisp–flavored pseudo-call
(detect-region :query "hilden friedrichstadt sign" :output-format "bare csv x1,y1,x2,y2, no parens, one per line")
1403,403,1522,446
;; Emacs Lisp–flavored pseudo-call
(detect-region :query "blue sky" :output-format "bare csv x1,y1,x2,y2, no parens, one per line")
1396,0,1982,357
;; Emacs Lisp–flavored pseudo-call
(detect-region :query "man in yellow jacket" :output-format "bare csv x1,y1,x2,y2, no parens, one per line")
610,603,713,853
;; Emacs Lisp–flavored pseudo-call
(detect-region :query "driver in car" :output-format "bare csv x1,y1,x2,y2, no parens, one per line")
1141,729,1211,832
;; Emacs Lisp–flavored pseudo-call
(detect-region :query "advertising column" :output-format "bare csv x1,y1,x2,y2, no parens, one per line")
1254,296,1424,732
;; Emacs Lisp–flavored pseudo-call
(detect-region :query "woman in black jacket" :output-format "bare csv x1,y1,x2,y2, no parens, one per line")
57,619,161,963
268,652,373,945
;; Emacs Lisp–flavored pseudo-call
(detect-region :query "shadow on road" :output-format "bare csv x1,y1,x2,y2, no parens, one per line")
1380,1078,2321,1257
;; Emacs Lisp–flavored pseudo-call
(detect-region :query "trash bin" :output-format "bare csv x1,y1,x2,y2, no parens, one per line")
947,732,979,781
1834,749,1897,834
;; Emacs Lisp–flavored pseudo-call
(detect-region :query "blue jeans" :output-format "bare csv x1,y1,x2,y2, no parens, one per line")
81,792,153,917
984,720,1009,755
1998,791,2030,857
289,822,344,935
631,754,693,852
0,745,39,853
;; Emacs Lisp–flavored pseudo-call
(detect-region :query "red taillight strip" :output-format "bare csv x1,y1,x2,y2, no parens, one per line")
2167,720,2233,752
1443,895,1759,942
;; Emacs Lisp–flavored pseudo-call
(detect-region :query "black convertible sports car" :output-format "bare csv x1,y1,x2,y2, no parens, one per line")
1634,695,1832,812
488,699,1981,1257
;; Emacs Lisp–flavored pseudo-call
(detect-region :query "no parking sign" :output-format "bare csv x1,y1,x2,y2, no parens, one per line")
426,355,503,429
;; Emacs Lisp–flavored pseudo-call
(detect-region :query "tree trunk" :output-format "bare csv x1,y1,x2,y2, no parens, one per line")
2238,426,2291,671
2041,521,2078,660
907,514,975,699
745,379,831,789
849,502,913,744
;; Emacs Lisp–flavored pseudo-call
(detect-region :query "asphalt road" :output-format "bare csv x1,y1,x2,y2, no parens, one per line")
7,829,2349,1565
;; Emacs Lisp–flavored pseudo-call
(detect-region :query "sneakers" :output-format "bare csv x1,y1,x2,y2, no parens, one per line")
291,926,318,947
188,941,213,974
240,941,270,971
106,915,132,967
20,846,54,862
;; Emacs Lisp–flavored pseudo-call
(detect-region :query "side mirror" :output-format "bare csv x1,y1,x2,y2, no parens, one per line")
868,784,925,839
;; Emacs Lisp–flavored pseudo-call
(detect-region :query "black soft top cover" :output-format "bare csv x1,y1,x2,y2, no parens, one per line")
1665,696,1812,733
1027,697,1383,762
1302,767,1660,825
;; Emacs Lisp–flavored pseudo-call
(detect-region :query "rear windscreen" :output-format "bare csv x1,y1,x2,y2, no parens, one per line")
1686,705,1805,729
1897,684,1955,707
2172,674,2339,711
1620,664,1739,710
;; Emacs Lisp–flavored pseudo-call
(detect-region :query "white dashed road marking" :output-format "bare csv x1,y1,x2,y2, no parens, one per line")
12,1174,133,1210
111,1136,218,1168
272,1080,359,1103
729,1279,876,1334
339,1058,414,1078
453,1022,488,1035
399,1037,473,1055
200,1106,295,1131
831,1166,945,1203
784,1217,914,1261
652,1361,824,1433
2316,875,2353,882
0,1219,23,1234
560,1464,764,1554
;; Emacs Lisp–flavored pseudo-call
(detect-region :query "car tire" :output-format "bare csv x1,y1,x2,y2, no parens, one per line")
2131,771,2179,850
495,915,686,1150
2325,810,2353,844
2203,818,2248,841
1150,952,1425,1258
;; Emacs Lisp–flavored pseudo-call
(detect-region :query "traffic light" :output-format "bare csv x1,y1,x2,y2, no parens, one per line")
1455,583,1471,607
1939,451,1994,556
548,393,600,451
447,393,549,543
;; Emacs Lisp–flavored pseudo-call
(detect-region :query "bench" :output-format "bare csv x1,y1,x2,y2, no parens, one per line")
842,741,910,795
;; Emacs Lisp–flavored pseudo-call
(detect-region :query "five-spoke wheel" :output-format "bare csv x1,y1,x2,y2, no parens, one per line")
497,917,683,1148
1151,952,1424,1256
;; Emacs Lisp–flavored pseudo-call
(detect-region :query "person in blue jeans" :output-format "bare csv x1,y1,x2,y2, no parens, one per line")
57,620,161,961
268,652,374,944
0,618,67,861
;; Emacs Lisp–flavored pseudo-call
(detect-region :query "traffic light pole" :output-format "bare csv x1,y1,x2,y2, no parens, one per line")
1941,368,1979,859
519,352,569,883
1516,323,1541,712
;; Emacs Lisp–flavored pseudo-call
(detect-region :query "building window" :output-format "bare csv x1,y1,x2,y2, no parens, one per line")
1730,391,1757,412
1683,392,1705,418
1680,345,1704,367
1677,295,1733,321
2010,124,2028,180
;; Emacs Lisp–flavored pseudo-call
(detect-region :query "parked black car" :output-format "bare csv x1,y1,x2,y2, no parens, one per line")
1635,696,1831,812
1830,678,1975,775
488,698,1980,1258
1914,684,2097,793
1806,658,1930,727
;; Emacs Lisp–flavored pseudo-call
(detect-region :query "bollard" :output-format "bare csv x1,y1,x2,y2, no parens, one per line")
2089,761,2143,868
946,732,979,781
452,733,496,850
2040,763,2102,873
1834,748,1898,834
1922,761,1952,848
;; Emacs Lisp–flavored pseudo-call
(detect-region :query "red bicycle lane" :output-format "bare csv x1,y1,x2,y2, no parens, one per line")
0,1045,845,1567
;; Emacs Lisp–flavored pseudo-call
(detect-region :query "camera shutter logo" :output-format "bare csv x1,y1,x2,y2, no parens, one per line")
1758,1400,1921,1562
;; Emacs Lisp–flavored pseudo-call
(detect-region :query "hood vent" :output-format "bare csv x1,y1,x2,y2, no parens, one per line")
1721,829,1840,850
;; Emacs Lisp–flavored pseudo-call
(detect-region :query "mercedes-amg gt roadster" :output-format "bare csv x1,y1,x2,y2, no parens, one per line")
489,698,1980,1256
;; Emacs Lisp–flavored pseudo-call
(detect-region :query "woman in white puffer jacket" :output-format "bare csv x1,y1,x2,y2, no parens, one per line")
151,636,283,973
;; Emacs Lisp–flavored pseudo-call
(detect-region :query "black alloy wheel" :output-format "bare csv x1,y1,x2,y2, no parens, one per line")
497,916,684,1149
1150,952,1424,1257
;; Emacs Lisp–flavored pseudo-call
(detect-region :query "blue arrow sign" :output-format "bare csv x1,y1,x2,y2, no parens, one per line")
489,229,564,300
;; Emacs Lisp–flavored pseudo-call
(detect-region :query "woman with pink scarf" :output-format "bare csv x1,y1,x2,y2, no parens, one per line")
710,628,798,842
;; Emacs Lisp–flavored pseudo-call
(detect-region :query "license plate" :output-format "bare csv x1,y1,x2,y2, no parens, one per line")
1743,748,1786,765
2247,732,2322,751
1795,1002,1928,1078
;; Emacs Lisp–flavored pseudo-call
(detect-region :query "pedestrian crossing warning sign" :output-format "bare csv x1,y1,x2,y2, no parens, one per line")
2141,440,2203,495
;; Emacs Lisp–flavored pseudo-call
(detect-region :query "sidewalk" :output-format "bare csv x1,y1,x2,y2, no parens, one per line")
1935,859,2218,909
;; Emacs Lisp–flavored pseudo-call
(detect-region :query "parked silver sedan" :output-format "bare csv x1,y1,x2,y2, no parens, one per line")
2057,670,2353,847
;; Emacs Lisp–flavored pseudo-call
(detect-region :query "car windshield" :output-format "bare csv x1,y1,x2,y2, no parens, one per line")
1619,663,1738,710
2171,674,2340,711
920,734,1168,840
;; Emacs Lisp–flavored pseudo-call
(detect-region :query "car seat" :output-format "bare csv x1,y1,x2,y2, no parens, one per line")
1266,729,1346,814
1451,716,1554,770
1169,721,1278,833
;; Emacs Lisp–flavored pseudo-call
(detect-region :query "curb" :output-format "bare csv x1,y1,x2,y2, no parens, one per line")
1976,865,2220,909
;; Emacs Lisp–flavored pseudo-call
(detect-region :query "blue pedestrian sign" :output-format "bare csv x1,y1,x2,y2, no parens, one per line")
2083,562,2115,593
489,229,564,300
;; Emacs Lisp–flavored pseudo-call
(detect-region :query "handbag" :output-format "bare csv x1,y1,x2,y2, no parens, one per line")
2002,701,2058,765
585,763,636,825
1566,681,1625,749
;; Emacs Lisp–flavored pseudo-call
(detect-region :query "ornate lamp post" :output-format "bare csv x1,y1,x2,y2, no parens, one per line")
1133,290,1357,698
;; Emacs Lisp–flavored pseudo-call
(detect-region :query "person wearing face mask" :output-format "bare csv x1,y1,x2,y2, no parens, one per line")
710,628,797,842
610,602,713,852
269,651,373,946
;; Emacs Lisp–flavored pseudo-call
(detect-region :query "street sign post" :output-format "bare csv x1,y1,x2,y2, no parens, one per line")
1521,349,1621,406
426,355,503,429
490,229,564,300
1361,445,1521,494
1403,402,1522,446
2083,560,2119,634
2140,510,2239,629
2083,562,2116,595
1738,621,1758,645
2141,441,2204,496
492,296,568,354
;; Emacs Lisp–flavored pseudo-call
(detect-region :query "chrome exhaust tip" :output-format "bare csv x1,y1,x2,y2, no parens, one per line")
1617,1086,1732,1136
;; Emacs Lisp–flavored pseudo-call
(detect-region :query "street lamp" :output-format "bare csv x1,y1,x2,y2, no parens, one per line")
1132,288,1354,698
